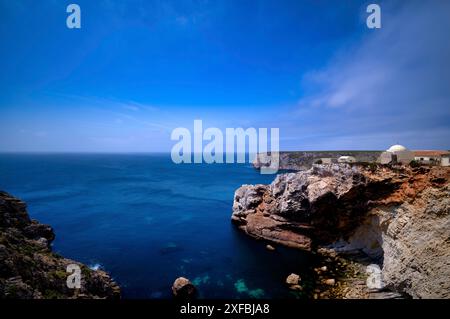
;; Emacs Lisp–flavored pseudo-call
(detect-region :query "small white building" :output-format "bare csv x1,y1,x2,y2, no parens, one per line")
443,157,450,166
338,156,356,163
413,150,450,166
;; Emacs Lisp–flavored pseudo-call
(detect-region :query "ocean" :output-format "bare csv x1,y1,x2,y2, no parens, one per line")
0,153,313,298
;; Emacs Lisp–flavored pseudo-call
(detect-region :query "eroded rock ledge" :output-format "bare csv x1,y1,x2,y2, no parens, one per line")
0,191,120,299
232,164,450,298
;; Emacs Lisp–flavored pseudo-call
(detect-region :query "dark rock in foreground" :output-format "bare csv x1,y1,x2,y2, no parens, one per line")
0,191,120,299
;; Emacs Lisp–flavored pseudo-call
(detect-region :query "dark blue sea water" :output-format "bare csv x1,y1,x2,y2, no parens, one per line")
0,154,313,298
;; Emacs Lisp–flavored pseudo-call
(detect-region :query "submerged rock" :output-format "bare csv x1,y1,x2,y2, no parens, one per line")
0,191,120,299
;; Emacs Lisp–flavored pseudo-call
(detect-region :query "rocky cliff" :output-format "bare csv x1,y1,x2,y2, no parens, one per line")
0,191,120,299
232,164,449,298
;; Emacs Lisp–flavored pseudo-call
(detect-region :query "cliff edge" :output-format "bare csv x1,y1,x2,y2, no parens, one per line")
0,191,120,299
232,164,450,298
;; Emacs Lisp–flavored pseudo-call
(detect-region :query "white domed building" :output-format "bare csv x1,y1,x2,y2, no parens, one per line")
379,144,414,164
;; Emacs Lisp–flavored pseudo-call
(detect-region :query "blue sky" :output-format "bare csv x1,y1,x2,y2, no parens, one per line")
0,0,449,152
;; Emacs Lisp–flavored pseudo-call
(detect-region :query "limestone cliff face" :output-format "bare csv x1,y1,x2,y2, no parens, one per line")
0,191,120,299
232,164,450,298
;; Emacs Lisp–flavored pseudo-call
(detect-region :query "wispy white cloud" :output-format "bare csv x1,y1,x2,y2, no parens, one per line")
300,1,450,112
288,0,450,150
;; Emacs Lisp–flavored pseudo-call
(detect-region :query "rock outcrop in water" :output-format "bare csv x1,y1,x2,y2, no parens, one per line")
0,191,120,299
232,164,450,298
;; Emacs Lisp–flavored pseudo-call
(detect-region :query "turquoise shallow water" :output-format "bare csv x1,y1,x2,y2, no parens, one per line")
0,153,313,298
